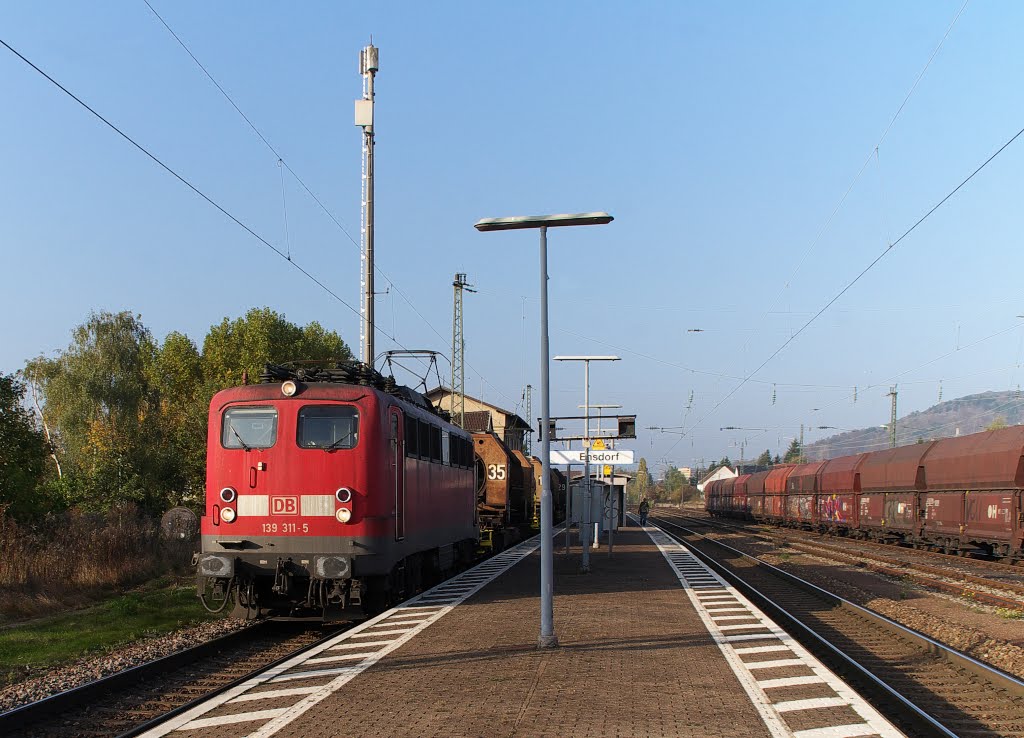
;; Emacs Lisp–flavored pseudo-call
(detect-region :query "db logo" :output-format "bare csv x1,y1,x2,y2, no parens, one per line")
271,496,298,515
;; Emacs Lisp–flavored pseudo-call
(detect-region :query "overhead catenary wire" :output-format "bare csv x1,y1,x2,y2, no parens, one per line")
668,123,1024,459
140,1,363,246
758,0,970,322
762,328,1024,456
141,2,518,406
806,394,1024,456
0,36,450,356
791,323,1024,440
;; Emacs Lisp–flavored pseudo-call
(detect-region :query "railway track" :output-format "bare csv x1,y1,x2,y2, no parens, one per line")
650,514,1024,738
0,621,347,738
678,512,1024,611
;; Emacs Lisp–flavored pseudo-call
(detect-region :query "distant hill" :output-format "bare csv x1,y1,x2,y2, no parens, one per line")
805,390,1024,460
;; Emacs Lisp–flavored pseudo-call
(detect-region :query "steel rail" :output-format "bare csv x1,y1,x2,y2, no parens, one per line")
117,623,348,738
0,621,343,736
650,514,1024,737
682,512,1024,607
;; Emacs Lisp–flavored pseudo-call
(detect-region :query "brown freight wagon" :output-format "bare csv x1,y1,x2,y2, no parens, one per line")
473,433,531,548
784,461,825,528
511,450,536,530
764,466,795,522
732,474,751,517
745,470,771,519
705,478,724,515
550,466,568,522
858,442,935,542
528,457,568,525
921,426,1024,557
720,477,737,515
815,453,867,531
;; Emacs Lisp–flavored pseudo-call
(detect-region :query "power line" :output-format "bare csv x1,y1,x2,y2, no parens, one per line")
141,0,361,248
766,326,1024,454
0,36,430,347
555,326,849,389
141,4,517,406
759,0,970,322
671,123,1024,455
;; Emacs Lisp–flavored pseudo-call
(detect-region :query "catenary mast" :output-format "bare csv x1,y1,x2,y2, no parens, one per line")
451,273,474,428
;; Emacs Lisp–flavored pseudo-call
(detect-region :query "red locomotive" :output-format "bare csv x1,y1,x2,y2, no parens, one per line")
706,425,1024,560
196,363,477,617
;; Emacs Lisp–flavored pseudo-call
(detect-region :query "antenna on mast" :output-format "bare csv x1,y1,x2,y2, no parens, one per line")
355,42,379,366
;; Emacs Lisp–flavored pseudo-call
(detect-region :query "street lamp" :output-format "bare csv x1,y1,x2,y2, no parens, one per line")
554,355,620,572
474,211,613,650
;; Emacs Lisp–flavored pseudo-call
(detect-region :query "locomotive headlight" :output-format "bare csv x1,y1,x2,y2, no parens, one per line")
335,508,352,523
281,380,298,397
335,487,353,504
220,487,237,503
221,507,237,523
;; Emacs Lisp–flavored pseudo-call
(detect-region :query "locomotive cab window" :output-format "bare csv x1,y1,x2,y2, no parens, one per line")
297,405,359,449
222,406,278,449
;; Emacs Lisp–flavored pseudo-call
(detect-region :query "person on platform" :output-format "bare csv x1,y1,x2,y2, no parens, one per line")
638,497,650,526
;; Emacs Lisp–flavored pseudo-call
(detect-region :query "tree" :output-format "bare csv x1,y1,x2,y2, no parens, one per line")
783,439,802,463
663,466,685,493
151,332,207,506
0,373,50,520
717,456,733,471
628,457,652,503
24,308,356,515
987,416,1008,431
25,311,164,511
755,449,772,466
201,307,352,388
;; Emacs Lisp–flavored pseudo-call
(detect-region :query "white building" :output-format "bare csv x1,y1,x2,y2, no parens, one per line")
696,465,737,494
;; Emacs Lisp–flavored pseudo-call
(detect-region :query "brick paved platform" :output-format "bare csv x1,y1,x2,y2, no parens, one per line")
278,526,778,738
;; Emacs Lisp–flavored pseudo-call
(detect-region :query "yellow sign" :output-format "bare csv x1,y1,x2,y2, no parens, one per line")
591,438,606,451
603,465,613,476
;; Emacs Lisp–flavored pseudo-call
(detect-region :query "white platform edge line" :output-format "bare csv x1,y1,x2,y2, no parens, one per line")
138,529,551,737
637,517,904,738
175,707,288,731
243,532,548,738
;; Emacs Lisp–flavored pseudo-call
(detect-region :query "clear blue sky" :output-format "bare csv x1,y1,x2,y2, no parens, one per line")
3,1,1023,473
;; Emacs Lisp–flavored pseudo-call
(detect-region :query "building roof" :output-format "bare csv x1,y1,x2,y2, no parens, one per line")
696,465,738,493
426,386,532,431
461,411,493,433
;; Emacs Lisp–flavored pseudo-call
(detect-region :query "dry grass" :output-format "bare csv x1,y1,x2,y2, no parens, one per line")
0,505,196,620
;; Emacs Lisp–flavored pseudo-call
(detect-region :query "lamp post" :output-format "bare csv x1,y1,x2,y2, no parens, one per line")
474,211,613,649
555,355,620,571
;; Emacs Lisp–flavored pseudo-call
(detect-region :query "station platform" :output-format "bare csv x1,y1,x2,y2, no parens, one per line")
146,525,902,738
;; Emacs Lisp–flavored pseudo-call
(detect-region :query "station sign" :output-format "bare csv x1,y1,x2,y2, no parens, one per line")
550,449,635,465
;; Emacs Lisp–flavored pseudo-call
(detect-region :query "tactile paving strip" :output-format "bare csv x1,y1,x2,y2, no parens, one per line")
138,534,547,737
642,520,904,738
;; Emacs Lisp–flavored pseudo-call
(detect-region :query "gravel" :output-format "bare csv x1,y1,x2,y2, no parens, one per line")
754,545,1024,681
0,617,250,714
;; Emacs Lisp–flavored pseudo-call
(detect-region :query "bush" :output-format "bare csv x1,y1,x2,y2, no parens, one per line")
0,504,196,615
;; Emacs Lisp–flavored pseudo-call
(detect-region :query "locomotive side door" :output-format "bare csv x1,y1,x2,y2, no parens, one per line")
390,408,405,541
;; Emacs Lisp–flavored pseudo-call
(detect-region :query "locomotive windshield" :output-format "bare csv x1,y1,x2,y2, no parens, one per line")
222,406,278,449
298,405,359,449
